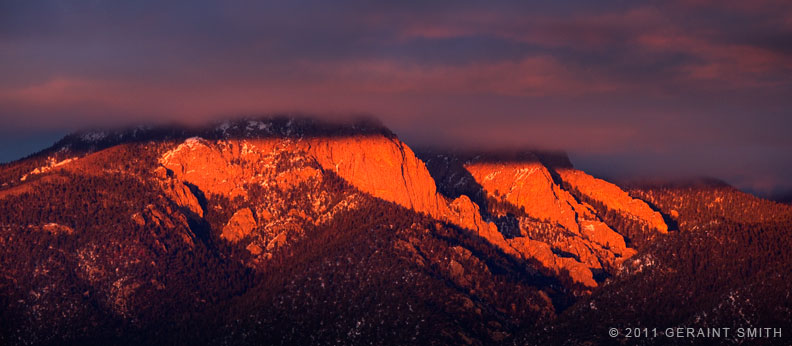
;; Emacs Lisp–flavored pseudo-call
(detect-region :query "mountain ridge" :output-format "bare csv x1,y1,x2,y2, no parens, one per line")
3,116,668,291
2,116,789,345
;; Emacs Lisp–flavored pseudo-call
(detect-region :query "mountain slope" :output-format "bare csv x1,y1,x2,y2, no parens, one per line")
529,182,792,345
420,151,667,290
0,118,565,345
1,117,789,345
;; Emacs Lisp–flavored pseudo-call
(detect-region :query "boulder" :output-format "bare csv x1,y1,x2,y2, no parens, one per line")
222,208,257,242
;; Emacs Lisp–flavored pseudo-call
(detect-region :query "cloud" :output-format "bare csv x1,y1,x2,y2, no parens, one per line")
1,0,791,194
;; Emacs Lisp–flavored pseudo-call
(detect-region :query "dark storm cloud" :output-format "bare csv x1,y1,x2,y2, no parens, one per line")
1,0,791,196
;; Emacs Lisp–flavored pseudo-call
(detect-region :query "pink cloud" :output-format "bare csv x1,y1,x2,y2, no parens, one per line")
297,56,625,98
394,5,792,92
395,7,666,49
637,33,792,88
0,55,625,131
674,0,791,13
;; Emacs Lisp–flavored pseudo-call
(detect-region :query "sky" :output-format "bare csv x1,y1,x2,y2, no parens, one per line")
1,0,791,197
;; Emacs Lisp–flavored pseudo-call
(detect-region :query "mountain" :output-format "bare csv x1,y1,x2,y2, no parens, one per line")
0,116,790,345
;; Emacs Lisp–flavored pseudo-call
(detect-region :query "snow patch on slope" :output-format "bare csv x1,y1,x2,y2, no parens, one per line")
160,137,208,164
80,131,108,142
20,157,78,181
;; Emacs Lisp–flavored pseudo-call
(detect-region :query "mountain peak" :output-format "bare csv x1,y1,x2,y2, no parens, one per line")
53,115,394,154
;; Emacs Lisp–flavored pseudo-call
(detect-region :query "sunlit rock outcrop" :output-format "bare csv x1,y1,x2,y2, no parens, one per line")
222,208,257,242
557,169,668,234
157,125,667,289
465,162,581,232
159,135,498,236
421,151,667,288
154,166,204,217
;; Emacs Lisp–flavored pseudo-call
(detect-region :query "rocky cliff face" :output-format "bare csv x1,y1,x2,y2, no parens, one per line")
465,162,582,232
157,127,665,289
422,152,665,288
159,134,499,244
306,137,445,215
556,169,668,234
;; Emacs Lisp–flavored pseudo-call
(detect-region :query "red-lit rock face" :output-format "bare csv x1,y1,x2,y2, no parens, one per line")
158,135,493,233
158,134,666,288
463,159,664,288
154,166,204,218
306,137,445,216
556,169,668,234
465,162,581,232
